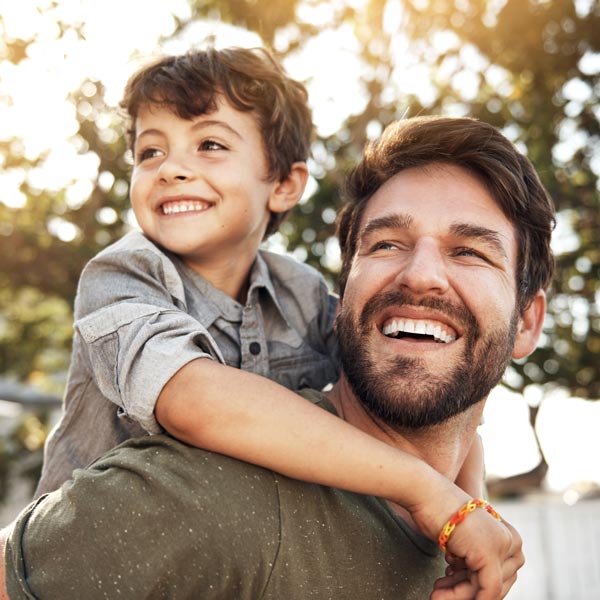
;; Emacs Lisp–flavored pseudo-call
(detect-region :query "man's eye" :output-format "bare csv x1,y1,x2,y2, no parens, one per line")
199,139,226,151
370,241,400,253
456,247,488,261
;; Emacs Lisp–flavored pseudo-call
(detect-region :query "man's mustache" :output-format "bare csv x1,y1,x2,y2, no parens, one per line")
356,289,480,339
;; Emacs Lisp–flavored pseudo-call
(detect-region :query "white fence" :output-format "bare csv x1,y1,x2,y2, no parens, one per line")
496,496,600,600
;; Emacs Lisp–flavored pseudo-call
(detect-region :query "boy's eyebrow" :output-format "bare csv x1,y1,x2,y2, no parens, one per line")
190,119,243,139
136,128,164,142
450,222,509,259
136,120,243,141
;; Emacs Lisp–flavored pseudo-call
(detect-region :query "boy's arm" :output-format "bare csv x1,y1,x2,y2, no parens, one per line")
156,358,462,529
156,359,523,600
157,359,475,538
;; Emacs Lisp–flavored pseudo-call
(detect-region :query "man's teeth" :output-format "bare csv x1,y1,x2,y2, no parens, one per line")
161,201,207,215
383,319,456,343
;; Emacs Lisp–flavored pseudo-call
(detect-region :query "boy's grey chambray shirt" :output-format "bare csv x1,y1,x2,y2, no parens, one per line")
35,230,340,496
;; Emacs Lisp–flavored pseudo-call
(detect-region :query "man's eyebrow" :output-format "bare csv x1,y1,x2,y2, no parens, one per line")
360,213,413,241
450,223,509,258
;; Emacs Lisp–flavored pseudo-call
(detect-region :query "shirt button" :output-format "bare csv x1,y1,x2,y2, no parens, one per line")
249,342,261,355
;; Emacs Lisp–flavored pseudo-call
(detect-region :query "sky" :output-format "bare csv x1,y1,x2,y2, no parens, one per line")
0,0,599,498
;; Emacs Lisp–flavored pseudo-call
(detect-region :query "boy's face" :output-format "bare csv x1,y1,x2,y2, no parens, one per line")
130,97,280,274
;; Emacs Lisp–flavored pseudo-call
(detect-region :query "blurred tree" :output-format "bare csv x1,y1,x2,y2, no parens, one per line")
0,1,598,500
393,0,600,402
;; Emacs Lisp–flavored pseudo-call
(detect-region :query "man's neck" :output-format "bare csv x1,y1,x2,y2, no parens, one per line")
326,376,485,530
326,375,484,484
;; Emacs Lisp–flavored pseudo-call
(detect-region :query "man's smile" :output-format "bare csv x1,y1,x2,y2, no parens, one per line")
382,316,457,343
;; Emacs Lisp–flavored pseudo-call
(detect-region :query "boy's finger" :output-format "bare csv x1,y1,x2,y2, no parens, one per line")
472,562,502,600
432,568,470,590
430,573,479,600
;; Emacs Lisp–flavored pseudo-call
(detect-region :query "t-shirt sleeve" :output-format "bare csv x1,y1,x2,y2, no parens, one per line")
4,436,281,600
73,241,226,434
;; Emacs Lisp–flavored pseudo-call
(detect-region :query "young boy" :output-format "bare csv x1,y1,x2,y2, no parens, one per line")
35,46,515,587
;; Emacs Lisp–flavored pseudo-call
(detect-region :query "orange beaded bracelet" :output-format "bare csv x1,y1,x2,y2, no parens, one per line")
438,498,503,553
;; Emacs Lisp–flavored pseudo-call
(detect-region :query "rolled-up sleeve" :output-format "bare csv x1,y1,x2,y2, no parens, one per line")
73,234,225,433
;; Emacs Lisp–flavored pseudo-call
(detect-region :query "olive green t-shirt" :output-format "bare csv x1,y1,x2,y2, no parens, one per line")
6,392,445,599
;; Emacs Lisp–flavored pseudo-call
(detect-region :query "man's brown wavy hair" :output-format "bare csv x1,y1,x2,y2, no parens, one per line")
337,116,555,312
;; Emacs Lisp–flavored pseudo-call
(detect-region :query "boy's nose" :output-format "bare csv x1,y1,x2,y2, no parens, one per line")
157,154,195,182
393,238,450,295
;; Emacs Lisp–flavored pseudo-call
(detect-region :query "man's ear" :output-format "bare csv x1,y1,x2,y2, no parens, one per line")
512,290,546,360
268,162,309,214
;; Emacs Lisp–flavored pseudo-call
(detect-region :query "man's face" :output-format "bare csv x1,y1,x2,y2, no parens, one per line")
336,163,522,428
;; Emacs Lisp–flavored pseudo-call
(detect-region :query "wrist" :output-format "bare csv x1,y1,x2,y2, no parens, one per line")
408,474,471,541
438,498,503,553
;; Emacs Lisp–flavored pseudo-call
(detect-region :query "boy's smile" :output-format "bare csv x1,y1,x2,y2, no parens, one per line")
129,97,284,297
159,197,213,215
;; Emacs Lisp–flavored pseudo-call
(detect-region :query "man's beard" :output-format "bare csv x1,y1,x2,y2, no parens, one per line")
336,290,519,429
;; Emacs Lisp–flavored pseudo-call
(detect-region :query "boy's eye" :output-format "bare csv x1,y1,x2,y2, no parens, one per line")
136,147,162,163
199,139,226,151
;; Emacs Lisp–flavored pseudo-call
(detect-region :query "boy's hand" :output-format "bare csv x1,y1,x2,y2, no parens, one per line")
429,517,524,600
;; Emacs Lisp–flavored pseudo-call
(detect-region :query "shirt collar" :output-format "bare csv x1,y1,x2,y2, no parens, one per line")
247,251,292,328
170,251,291,328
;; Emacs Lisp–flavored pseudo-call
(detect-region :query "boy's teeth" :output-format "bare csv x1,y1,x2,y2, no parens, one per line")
382,318,456,343
162,201,206,215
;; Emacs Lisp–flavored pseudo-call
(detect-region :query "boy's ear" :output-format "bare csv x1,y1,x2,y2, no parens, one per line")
268,162,309,214
512,290,546,360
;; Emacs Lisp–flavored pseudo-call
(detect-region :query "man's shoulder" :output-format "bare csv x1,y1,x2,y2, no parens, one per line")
8,435,284,599
8,431,444,599
66,435,283,542
95,434,277,484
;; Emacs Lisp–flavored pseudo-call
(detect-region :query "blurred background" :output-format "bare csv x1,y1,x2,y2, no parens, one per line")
0,1,598,597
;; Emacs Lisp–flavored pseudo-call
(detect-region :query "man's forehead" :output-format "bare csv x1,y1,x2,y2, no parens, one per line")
359,164,512,230
354,164,518,264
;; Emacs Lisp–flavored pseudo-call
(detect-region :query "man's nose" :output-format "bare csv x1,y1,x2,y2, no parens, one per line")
393,237,450,294
157,153,194,182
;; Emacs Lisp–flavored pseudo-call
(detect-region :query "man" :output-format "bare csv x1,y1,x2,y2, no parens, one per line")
1,116,554,599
